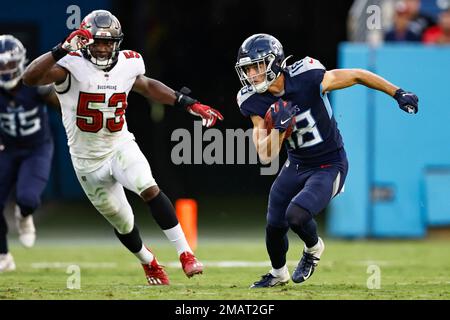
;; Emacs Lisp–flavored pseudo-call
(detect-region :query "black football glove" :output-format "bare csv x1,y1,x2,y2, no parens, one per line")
394,88,419,114
270,98,296,132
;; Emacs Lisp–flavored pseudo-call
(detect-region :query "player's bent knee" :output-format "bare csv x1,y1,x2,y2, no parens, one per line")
286,203,312,228
266,214,289,229
266,224,289,237
140,185,160,202
114,218,134,235
104,205,134,234
16,198,39,216
92,199,120,216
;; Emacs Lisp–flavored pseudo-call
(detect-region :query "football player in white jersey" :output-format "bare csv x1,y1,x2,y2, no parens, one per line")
23,10,223,285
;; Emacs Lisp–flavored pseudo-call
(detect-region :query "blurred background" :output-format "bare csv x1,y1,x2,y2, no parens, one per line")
1,0,450,241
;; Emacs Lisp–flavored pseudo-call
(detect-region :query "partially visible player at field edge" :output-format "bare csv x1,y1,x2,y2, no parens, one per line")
23,10,223,285
235,33,418,288
0,35,60,272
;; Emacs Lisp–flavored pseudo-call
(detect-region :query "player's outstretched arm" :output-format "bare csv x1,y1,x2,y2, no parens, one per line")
23,29,93,86
132,75,224,127
321,69,418,114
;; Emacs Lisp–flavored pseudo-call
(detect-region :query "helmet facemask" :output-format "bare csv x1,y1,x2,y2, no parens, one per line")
235,54,274,93
84,38,122,70
235,53,289,93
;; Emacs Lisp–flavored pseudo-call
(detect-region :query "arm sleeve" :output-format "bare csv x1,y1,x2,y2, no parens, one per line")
121,51,146,77
133,54,146,77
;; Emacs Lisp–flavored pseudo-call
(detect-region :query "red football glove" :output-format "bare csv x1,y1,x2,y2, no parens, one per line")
62,29,93,52
187,103,224,128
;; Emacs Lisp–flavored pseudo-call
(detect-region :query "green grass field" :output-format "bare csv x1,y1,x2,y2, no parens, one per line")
1,239,449,300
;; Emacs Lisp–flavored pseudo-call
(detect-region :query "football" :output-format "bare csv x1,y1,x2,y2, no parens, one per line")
264,99,295,139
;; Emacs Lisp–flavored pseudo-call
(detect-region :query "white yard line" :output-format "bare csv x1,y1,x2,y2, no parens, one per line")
31,262,117,269
30,260,325,269
29,259,404,269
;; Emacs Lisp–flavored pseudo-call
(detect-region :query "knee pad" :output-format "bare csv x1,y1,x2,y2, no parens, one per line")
100,202,134,235
115,215,134,235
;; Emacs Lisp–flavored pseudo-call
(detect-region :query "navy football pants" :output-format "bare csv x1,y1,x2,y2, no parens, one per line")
264,152,348,268
0,141,53,253
267,155,348,228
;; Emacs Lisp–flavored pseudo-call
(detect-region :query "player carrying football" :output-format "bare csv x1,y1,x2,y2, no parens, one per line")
23,10,223,285
235,34,418,288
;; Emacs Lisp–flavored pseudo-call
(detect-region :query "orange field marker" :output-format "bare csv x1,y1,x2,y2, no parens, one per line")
175,199,198,251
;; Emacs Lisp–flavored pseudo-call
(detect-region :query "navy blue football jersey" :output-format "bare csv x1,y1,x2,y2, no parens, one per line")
237,57,344,165
0,84,53,148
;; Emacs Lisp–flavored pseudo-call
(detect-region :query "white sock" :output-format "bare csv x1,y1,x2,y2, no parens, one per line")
163,224,192,256
305,237,324,255
271,264,289,277
133,245,154,264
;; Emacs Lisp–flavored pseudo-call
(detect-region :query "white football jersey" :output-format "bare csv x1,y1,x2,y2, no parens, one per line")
55,50,145,172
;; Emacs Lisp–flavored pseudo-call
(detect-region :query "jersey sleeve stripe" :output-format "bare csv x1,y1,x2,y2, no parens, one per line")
54,73,71,94
319,83,333,119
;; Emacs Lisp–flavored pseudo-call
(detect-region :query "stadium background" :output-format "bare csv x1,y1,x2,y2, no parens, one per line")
1,0,354,231
1,0,450,301
2,0,450,237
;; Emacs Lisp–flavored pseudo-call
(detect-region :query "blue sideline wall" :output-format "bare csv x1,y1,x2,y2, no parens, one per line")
327,43,450,238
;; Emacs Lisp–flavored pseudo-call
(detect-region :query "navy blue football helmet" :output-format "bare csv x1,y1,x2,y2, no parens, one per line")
235,34,291,93
0,35,27,90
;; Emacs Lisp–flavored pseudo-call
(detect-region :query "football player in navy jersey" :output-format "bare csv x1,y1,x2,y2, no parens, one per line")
0,35,59,272
235,33,418,288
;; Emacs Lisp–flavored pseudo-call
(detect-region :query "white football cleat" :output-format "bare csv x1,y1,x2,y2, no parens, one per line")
15,205,36,248
0,253,16,272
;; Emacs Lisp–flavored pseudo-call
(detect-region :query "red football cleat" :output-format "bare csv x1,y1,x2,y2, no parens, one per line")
142,258,170,285
180,251,204,278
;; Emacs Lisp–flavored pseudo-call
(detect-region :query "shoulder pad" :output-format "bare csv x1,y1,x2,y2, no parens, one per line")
56,53,83,78
121,50,142,59
286,57,325,78
236,85,256,108
119,50,145,76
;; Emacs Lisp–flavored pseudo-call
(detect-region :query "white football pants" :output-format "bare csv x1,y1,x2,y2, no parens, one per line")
74,140,157,234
